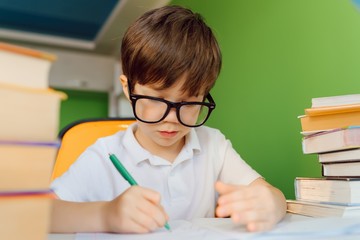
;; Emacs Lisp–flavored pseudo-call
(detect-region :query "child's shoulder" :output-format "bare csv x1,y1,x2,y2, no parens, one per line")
93,128,128,148
195,125,226,140
194,126,231,154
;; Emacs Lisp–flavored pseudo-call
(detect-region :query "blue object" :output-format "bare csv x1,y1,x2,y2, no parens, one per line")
353,0,360,10
0,0,118,40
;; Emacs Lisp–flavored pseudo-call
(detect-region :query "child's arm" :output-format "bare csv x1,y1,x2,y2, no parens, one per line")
50,186,168,233
215,178,287,232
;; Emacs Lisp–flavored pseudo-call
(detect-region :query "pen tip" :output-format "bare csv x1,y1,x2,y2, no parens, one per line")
165,222,171,231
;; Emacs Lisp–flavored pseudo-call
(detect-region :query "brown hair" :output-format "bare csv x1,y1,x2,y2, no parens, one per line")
121,5,222,96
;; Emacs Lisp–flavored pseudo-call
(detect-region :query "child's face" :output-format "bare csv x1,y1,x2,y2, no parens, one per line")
122,75,205,157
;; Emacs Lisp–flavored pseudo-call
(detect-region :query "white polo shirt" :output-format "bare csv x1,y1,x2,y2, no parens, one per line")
51,123,261,220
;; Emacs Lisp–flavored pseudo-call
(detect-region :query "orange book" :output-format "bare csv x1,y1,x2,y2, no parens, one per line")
0,192,54,240
305,104,360,117
0,141,58,191
299,111,360,132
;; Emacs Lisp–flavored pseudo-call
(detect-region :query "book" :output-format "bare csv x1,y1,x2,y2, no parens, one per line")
0,43,60,239
293,95,360,219
299,111,360,132
302,126,360,154
0,83,67,142
318,148,360,163
322,161,360,178
287,200,360,217
0,42,56,89
311,94,360,108
0,192,53,240
0,141,58,191
305,104,360,117
295,177,360,205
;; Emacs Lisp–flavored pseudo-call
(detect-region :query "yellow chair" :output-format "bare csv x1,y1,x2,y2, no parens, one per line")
51,118,136,181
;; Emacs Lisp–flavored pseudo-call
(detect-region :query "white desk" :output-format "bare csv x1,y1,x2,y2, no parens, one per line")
48,213,360,240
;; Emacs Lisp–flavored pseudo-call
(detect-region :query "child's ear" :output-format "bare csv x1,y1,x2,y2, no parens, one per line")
119,75,130,101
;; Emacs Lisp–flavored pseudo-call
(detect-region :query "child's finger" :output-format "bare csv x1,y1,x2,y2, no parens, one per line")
139,187,162,205
231,207,269,224
129,209,159,232
246,221,274,232
137,198,168,228
215,181,240,194
216,197,258,217
216,184,258,206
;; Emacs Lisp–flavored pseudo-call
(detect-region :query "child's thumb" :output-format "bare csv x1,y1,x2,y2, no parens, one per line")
215,181,236,194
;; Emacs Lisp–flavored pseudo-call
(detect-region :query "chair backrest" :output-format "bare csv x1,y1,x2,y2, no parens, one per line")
51,118,136,181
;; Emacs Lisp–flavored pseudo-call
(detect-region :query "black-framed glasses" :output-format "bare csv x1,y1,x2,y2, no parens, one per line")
127,79,216,127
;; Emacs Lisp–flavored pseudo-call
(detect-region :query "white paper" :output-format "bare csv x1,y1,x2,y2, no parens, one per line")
76,215,360,240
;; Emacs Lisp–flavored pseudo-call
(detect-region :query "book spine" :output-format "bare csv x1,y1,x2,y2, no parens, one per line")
0,82,67,100
318,148,360,163
0,42,56,61
321,162,360,178
300,112,360,132
0,140,60,147
305,104,360,116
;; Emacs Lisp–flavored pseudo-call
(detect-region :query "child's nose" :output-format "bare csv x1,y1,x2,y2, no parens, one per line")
163,107,179,123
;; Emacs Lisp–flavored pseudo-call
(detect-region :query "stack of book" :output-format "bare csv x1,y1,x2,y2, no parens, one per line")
0,42,66,239
287,94,360,218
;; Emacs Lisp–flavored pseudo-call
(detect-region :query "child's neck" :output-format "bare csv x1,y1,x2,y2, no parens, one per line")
134,129,185,163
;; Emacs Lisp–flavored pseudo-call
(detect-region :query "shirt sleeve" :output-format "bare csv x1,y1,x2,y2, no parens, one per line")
50,139,115,202
217,133,261,185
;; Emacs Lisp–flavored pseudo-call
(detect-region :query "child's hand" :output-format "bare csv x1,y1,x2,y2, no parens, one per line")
215,180,286,232
103,186,169,233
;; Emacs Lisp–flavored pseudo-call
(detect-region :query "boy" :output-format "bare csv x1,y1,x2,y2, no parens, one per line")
50,5,286,234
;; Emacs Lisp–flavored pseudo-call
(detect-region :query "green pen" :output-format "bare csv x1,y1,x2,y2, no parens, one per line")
108,153,171,231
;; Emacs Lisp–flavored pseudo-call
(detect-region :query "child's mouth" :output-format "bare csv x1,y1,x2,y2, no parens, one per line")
159,131,177,138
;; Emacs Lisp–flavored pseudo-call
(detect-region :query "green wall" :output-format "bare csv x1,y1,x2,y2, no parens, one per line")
57,89,108,130
58,0,360,199
171,0,360,198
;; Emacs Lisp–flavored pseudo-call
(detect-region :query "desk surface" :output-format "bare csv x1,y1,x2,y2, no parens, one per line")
48,213,360,240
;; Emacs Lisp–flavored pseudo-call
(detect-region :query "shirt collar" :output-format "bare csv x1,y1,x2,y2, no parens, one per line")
122,123,202,166
186,127,201,153
122,123,150,164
